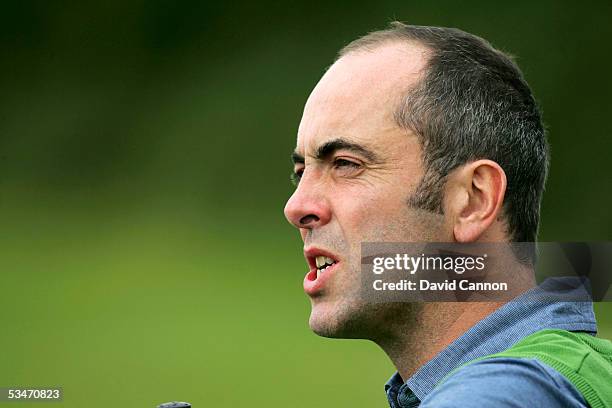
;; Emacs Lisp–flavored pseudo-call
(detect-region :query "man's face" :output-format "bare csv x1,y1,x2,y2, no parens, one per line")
284,43,448,339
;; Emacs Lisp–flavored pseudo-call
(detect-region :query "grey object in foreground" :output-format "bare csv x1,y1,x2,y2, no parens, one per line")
157,402,191,408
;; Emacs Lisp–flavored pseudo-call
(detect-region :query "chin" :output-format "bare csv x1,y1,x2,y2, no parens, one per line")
307,299,374,339
308,312,343,338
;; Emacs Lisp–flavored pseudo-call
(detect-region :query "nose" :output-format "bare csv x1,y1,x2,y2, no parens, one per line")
283,173,332,230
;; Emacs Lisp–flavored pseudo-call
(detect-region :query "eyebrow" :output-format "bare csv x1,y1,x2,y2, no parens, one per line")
291,138,379,164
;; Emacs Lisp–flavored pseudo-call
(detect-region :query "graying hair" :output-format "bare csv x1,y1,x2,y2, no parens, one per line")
339,22,549,263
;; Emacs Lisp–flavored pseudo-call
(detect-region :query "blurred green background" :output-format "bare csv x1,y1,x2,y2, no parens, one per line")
1,1,611,407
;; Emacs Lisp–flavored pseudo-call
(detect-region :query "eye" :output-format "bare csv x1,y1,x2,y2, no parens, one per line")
290,167,304,186
334,158,359,167
333,158,362,176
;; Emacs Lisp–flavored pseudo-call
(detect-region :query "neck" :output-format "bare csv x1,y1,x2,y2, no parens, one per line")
376,302,505,380
374,249,537,380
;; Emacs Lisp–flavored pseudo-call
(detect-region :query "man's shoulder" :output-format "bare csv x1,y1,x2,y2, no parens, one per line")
419,356,588,407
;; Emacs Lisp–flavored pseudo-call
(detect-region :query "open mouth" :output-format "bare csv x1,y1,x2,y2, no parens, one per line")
314,255,337,279
303,248,340,295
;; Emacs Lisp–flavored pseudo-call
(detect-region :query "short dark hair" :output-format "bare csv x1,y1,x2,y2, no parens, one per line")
339,22,549,263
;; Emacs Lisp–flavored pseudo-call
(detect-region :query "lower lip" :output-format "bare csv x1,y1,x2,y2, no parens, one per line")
303,262,340,296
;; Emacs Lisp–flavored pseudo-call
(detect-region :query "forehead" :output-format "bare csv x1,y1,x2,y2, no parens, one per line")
296,41,429,156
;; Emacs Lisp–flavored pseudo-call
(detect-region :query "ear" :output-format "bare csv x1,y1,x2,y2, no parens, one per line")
444,160,507,242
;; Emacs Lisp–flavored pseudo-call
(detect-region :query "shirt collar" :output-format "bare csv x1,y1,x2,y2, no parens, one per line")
385,277,597,404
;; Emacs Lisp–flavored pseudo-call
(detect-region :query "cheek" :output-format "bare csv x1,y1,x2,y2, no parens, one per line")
336,189,411,241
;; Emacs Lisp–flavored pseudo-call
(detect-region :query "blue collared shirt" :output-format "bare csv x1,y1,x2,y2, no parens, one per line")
385,280,597,407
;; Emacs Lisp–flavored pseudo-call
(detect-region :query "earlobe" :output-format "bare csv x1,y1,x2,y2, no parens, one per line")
449,160,507,242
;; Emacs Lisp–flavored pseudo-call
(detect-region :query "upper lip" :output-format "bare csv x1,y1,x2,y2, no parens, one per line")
303,246,340,270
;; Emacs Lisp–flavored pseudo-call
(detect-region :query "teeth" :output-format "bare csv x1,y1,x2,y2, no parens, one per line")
315,255,337,276
315,256,326,268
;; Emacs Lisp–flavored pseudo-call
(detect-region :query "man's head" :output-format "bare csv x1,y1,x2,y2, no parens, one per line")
283,23,549,340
